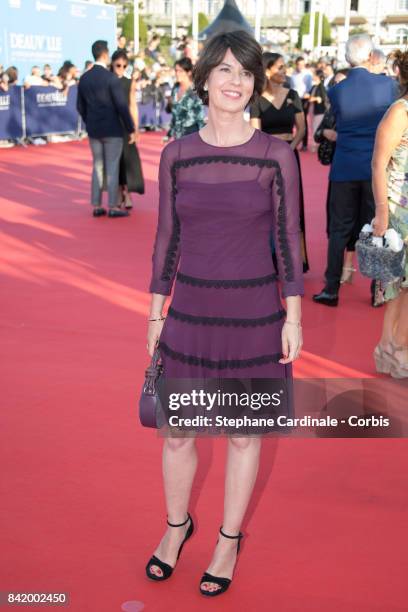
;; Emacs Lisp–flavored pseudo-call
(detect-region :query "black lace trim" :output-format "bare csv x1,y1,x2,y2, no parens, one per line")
159,155,294,284
159,341,282,369
176,271,277,288
160,163,180,282
168,307,285,327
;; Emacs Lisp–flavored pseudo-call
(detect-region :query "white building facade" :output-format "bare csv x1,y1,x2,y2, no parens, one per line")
141,0,408,46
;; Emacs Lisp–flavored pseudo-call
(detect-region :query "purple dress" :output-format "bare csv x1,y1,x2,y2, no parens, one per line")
149,129,304,379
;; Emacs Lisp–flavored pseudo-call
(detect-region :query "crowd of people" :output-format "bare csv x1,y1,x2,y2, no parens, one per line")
2,28,407,599
141,29,408,601
1,30,407,379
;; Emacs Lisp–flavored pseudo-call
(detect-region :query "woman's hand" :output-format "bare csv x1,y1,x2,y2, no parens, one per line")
279,322,303,364
323,129,337,142
372,208,389,237
147,319,165,357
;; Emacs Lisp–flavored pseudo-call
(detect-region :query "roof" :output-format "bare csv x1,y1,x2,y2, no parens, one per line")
331,16,368,26
199,0,253,40
381,14,408,25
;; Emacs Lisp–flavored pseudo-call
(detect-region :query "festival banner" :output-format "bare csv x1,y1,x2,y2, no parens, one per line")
0,86,23,140
0,0,116,83
24,85,79,137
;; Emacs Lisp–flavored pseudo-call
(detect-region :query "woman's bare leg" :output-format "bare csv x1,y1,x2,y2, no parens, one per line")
201,436,261,593
379,292,404,350
392,289,408,364
149,435,197,577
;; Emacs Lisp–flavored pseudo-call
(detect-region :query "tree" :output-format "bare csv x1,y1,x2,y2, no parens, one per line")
122,9,148,47
188,12,210,36
298,13,331,48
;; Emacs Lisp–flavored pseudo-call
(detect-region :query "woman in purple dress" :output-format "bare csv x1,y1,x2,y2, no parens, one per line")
145,31,304,597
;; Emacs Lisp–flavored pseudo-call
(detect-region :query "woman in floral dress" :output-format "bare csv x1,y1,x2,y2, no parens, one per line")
372,50,408,377
167,57,205,140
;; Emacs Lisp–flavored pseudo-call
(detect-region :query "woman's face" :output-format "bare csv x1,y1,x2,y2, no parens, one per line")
113,58,128,77
265,57,286,85
174,64,191,86
206,48,255,112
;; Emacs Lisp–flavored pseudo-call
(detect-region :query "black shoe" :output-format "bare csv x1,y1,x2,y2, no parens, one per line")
145,513,194,581
92,207,107,217
313,289,339,307
199,527,244,597
108,208,130,218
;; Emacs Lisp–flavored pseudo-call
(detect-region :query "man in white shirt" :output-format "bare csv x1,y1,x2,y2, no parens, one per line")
290,56,313,150
322,62,335,88
24,66,46,88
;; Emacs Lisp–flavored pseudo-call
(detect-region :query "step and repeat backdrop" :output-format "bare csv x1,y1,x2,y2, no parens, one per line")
0,0,116,81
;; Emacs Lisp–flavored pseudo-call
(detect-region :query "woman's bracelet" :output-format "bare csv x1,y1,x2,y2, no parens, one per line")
284,319,302,328
149,316,166,322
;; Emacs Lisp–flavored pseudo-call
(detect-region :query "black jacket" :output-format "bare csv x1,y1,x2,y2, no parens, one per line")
77,65,134,138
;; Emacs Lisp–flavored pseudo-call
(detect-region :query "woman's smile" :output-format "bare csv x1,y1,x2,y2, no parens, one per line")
221,89,242,99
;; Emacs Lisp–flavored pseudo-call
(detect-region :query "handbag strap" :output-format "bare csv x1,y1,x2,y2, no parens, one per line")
143,347,163,395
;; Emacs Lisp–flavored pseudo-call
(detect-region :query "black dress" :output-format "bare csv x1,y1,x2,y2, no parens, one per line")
119,77,144,194
250,89,309,272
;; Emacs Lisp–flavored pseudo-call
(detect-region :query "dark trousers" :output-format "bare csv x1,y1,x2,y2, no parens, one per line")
301,99,310,148
325,180,375,292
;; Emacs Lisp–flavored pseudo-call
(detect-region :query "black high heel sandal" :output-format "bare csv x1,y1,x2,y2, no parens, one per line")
199,526,244,597
145,513,194,581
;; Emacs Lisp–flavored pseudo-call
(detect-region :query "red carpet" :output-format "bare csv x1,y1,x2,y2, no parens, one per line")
1,135,407,611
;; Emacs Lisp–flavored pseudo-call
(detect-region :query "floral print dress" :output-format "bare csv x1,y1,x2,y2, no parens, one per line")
383,97,408,301
169,85,205,140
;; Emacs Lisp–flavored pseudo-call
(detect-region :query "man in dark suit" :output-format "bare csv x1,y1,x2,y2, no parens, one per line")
77,40,136,218
313,34,397,306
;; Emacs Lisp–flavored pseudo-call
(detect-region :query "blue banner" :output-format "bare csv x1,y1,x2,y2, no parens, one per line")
0,86,23,140
25,85,79,136
0,0,116,82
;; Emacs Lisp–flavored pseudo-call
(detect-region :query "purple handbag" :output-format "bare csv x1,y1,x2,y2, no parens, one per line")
139,348,163,428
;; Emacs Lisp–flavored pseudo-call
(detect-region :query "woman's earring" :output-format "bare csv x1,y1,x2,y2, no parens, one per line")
203,84,208,91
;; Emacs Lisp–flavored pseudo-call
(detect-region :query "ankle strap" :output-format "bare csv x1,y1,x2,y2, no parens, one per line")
167,512,190,528
219,526,243,539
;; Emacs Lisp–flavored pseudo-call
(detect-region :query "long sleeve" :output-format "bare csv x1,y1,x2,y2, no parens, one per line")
110,75,134,133
269,141,304,298
149,142,181,295
76,83,86,122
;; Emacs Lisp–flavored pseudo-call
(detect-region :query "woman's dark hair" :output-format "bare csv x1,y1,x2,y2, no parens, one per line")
193,31,265,106
336,68,350,78
58,62,74,80
327,68,349,88
174,57,193,74
390,49,408,97
111,49,128,70
5,66,18,84
262,52,283,71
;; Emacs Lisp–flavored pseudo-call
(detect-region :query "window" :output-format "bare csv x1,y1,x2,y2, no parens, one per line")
350,0,359,10
397,28,408,44
304,0,310,12
397,0,408,11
